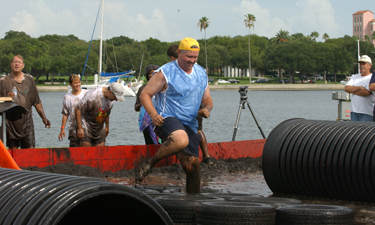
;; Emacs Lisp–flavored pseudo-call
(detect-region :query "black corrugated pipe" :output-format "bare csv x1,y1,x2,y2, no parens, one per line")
263,118,375,202
0,168,173,225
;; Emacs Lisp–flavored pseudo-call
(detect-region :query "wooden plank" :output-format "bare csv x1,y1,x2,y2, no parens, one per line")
0,97,12,102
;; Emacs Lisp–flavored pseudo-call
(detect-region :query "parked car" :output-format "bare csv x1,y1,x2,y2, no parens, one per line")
315,75,324,81
271,74,279,77
228,79,240,83
218,79,230,84
255,78,271,83
208,77,214,83
277,79,295,83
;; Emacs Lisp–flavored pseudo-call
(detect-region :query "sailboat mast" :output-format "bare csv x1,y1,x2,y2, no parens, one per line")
357,40,360,74
98,0,104,79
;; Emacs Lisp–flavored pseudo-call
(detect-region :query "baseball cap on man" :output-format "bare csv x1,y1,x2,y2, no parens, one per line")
178,37,200,51
109,82,125,102
358,55,372,64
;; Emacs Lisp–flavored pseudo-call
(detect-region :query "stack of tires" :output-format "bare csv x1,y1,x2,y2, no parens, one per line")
0,168,173,225
151,192,355,224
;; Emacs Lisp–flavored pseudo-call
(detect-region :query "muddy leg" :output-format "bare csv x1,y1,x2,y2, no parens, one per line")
135,130,189,181
80,141,91,147
198,130,209,159
95,142,105,147
177,152,201,193
149,130,188,167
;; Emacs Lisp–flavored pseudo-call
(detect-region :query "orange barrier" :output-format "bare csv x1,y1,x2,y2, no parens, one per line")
0,140,21,170
11,139,265,172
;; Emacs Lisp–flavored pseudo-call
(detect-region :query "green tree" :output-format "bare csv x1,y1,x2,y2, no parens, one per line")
244,14,256,83
273,29,290,44
323,33,329,42
197,17,210,75
364,35,370,42
310,31,319,41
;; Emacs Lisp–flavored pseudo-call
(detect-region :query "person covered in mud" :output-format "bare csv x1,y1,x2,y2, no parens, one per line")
134,64,160,145
0,55,51,149
167,44,213,165
345,55,374,121
137,37,213,193
75,82,124,146
58,74,88,147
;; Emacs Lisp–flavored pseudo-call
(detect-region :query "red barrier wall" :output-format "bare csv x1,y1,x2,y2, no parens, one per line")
9,139,265,172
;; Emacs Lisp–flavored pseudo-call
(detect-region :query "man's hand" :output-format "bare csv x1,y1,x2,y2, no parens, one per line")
7,92,15,98
105,126,109,137
77,128,84,139
151,114,164,127
43,118,51,128
198,108,210,118
58,130,65,141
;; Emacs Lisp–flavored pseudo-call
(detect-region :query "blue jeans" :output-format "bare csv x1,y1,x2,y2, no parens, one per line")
351,112,373,121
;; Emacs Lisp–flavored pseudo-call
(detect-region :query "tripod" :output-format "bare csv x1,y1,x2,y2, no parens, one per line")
232,87,266,141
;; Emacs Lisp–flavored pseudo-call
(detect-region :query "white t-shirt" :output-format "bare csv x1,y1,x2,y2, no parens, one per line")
62,89,88,140
346,73,375,115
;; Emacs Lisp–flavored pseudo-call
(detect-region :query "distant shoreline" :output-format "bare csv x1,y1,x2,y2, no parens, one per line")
37,84,344,92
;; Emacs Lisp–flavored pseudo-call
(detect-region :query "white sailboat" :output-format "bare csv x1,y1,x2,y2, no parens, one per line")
72,0,138,97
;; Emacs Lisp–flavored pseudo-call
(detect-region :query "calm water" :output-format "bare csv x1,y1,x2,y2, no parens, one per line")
31,89,342,147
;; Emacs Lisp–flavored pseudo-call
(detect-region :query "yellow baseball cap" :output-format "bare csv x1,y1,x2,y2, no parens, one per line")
178,37,200,51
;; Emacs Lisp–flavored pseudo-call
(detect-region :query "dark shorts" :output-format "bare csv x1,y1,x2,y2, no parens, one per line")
154,117,200,157
69,141,81,148
7,132,35,149
80,129,106,145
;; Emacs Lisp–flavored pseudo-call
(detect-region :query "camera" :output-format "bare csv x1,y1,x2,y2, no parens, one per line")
238,86,248,97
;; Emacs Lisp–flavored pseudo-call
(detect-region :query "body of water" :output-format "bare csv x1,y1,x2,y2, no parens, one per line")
31,89,342,147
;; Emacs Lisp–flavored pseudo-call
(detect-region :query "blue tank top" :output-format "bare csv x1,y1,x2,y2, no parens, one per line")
154,61,208,132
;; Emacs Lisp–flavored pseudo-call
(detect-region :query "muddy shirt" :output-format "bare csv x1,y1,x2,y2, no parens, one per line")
0,74,41,139
62,89,88,141
76,87,113,140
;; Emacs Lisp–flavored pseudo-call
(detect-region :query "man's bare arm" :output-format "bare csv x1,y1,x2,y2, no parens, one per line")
345,85,371,96
75,106,84,139
198,87,213,118
35,102,51,128
140,71,166,126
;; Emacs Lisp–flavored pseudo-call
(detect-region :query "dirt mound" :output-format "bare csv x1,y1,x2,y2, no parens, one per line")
23,157,262,180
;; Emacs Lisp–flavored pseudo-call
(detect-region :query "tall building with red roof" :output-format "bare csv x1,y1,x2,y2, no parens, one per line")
353,10,375,46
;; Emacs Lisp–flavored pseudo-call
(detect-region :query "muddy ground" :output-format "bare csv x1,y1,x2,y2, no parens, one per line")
23,157,262,180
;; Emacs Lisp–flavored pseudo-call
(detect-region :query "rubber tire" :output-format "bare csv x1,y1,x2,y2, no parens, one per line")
227,196,302,207
196,201,275,224
276,204,355,224
156,195,222,224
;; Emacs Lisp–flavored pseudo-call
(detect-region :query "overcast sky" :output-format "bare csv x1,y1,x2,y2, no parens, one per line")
0,0,373,42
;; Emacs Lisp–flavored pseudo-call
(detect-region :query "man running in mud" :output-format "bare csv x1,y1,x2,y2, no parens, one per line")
0,55,51,149
75,82,124,146
58,74,88,147
167,44,213,164
137,37,213,193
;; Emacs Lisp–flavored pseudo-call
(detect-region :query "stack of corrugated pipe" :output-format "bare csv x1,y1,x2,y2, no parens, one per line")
0,168,173,225
263,118,375,202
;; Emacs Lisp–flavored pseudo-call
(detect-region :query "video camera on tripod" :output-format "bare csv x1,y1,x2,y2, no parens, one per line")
232,86,266,141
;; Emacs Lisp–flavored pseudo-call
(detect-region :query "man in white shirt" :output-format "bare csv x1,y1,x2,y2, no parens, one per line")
345,55,374,121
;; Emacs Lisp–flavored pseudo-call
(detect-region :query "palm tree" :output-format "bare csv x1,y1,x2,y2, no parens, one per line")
275,29,290,44
323,33,329,42
244,14,256,83
364,35,370,42
197,17,210,75
310,31,319,41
